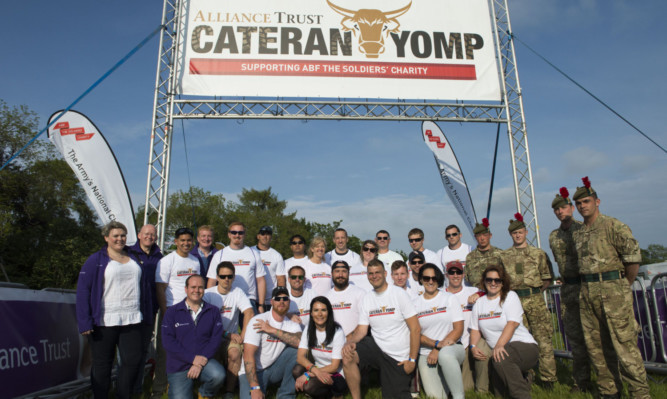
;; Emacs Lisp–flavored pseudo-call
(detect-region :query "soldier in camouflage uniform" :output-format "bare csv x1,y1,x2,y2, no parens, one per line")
499,213,557,389
465,218,502,288
573,177,650,399
548,187,593,392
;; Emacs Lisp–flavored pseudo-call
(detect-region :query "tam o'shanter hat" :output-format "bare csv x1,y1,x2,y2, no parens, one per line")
473,218,490,235
508,213,526,232
573,176,596,201
551,187,573,209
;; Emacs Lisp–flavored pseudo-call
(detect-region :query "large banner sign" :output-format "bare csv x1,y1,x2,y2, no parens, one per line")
177,0,502,100
47,111,137,245
422,121,477,236
0,288,86,399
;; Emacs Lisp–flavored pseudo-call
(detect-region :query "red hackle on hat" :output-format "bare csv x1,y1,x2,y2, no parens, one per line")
582,176,591,188
559,187,569,199
482,218,489,228
514,213,523,222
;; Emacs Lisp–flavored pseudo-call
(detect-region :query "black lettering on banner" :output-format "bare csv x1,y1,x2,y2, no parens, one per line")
433,32,462,59
281,27,303,54
213,26,239,53
192,25,214,53
390,31,410,58
329,29,351,56
237,27,258,54
304,28,328,55
464,33,483,59
410,31,432,58
259,27,278,54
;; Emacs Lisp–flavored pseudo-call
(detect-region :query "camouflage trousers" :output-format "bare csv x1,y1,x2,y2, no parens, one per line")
519,293,557,383
580,279,650,398
561,283,593,389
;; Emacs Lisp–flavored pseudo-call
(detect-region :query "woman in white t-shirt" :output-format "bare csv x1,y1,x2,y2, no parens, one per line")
293,296,347,398
304,237,332,295
469,265,539,399
413,263,466,399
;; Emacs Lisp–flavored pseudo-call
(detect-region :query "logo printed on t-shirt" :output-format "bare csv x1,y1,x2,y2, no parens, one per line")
234,260,251,266
332,301,352,310
176,268,197,277
313,343,333,353
479,310,502,320
221,305,233,314
369,305,396,317
417,306,448,318
311,272,331,279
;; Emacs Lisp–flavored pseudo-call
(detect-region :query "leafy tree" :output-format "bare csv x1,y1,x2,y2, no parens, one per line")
641,244,667,265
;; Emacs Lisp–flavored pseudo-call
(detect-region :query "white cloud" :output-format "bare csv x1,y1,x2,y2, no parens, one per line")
562,146,610,173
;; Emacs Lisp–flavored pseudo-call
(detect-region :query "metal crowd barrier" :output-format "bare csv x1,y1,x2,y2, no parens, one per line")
543,273,667,375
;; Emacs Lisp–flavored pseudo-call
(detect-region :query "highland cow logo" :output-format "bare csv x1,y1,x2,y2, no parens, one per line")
327,0,412,58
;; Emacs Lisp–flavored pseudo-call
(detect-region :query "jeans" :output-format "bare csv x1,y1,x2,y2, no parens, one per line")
90,323,143,399
167,359,226,399
239,346,297,399
417,344,465,399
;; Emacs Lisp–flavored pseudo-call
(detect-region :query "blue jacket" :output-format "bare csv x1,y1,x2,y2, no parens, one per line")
161,299,224,374
190,245,218,282
75,246,150,333
128,241,163,323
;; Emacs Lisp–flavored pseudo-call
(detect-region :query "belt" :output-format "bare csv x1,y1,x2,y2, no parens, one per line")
515,287,541,297
563,277,581,285
580,270,624,283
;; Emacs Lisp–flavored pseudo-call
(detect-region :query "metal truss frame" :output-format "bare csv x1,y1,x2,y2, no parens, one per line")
144,0,541,248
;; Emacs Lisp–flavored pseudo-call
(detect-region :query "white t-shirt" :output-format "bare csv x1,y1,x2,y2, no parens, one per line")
325,249,360,266
470,291,537,348
101,259,142,326
359,285,417,362
298,327,345,373
348,263,374,292
304,259,332,296
289,288,315,329
413,291,464,356
203,286,252,334
446,286,480,347
240,312,302,374
326,284,366,336
377,250,404,270
406,274,425,297
254,246,286,305
156,252,201,306
207,246,266,301
285,256,309,273
437,243,473,287
422,248,443,271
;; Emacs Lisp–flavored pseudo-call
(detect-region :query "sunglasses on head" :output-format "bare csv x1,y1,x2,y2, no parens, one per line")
273,296,290,302
363,247,377,253
376,236,389,240
290,240,304,245
421,275,437,282
447,269,463,275
289,275,305,280
485,277,502,285
218,274,234,280
229,230,245,235
446,232,459,238
409,238,423,243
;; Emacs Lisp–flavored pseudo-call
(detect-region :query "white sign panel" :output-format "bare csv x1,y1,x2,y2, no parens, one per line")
177,0,501,101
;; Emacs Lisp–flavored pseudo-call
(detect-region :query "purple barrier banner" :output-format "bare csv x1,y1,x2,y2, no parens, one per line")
653,287,667,363
633,288,657,362
0,288,85,399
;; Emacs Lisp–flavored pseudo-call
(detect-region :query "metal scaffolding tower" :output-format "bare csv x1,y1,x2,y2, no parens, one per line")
144,0,541,249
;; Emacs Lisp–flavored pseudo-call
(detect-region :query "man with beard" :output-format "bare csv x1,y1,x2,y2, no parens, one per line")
326,260,366,337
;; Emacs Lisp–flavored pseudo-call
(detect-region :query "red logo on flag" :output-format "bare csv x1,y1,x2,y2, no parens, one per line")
436,142,446,148
54,122,70,130
61,126,94,141
425,129,433,137
428,136,440,143
75,133,95,141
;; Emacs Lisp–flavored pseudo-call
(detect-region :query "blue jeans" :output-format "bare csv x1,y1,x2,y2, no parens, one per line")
167,359,226,399
239,346,297,399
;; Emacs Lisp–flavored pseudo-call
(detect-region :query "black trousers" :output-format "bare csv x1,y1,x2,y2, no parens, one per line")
90,323,143,399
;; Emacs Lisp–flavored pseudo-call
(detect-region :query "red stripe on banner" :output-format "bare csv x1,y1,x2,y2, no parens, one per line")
75,133,95,141
428,136,440,143
436,142,446,148
54,122,69,129
189,59,477,80
61,127,85,136
425,129,433,137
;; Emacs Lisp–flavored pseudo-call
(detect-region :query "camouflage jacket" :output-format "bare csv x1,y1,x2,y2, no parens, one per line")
500,246,552,290
465,246,502,288
572,214,641,275
549,219,583,279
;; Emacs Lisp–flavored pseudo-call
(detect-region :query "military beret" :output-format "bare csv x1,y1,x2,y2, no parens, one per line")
508,213,526,232
572,176,596,201
551,187,573,209
473,218,490,235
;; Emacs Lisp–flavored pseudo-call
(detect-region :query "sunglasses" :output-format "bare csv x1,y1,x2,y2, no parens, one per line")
446,232,459,238
485,277,502,285
409,238,423,243
421,275,437,282
218,274,234,280
376,236,389,241
290,240,304,245
363,247,377,253
289,275,305,280
447,269,463,275
229,230,245,235
410,260,424,265
273,296,290,302
259,231,272,236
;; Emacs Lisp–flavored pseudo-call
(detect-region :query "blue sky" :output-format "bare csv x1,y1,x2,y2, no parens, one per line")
2,1,666,259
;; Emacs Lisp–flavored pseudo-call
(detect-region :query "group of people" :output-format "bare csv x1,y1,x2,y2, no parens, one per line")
75,177,650,399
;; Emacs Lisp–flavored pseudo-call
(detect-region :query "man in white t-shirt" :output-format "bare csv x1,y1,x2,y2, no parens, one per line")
407,251,427,297
203,261,255,398
153,227,201,398
284,234,308,271
206,222,267,314
325,228,360,265
286,265,315,329
326,260,366,337
375,230,404,269
239,287,302,399
436,225,473,286
342,259,421,399
391,260,420,299
252,226,286,310
407,227,441,270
